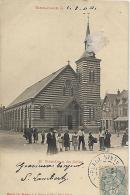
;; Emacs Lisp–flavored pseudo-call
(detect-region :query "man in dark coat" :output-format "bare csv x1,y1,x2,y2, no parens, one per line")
33,128,38,143
64,130,70,151
27,127,33,144
41,130,45,144
122,131,128,146
46,129,52,154
104,130,111,148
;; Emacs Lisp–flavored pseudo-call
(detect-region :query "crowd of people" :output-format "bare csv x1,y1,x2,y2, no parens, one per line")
23,127,128,154
23,127,45,144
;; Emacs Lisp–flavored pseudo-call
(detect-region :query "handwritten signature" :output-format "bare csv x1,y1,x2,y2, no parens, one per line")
16,161,84,184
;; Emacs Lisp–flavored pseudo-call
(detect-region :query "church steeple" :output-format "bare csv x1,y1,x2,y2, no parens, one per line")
82,15,95,58
84,14,90,50
75,17,101,129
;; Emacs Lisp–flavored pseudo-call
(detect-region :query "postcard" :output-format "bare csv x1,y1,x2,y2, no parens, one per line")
0,0,128,195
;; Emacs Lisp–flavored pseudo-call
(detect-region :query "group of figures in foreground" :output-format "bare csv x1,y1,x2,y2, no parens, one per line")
23,127,128,154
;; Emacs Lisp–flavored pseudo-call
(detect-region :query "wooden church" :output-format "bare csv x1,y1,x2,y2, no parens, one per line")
3,19,101,132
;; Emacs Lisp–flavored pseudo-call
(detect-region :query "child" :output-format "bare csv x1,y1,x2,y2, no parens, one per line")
72,131,78,151
88,132,94,151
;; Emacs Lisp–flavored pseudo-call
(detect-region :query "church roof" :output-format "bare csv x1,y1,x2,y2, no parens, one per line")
106,94,117,102
7,65,73,108
103,90,128,105
102,93,117,105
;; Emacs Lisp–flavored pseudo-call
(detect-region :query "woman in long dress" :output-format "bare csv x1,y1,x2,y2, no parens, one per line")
104,130,111,148
51,131,58,154
46,130,52,154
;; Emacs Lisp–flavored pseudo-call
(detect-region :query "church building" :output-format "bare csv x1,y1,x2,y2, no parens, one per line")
3,19,101,132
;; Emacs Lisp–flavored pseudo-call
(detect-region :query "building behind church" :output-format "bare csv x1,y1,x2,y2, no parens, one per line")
1,19,101,132
101,89,128,131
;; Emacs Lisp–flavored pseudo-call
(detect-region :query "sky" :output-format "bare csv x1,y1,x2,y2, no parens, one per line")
0,0,128,107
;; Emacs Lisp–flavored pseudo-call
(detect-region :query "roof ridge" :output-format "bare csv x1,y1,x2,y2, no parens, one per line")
26,65,68,90
7,64,70,108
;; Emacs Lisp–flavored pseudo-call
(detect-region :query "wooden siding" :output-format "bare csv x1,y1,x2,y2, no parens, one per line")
3,66,79,131
3,59,101,131
31,66,79,129
76,57,101,128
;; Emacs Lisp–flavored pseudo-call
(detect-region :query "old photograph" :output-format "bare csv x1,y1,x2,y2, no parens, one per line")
0,0,128,195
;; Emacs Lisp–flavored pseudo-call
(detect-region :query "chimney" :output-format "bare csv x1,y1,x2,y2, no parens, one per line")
117,89,120,95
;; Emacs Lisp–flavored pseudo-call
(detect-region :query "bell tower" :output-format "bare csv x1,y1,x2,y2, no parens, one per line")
76,16,101,130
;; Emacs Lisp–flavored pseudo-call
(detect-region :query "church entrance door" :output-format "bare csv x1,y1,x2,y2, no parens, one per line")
68,115,72,130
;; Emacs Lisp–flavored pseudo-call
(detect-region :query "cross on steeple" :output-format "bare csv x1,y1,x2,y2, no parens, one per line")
67,60,70,65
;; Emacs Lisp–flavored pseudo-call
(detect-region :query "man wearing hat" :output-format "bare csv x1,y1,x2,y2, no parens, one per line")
78,128,85,150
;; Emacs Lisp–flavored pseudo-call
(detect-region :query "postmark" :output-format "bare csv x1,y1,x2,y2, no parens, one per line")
88,153,126,193
100,166,126,195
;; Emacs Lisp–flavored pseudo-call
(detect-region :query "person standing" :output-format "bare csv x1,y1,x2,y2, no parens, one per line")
99,128,105,150
33,128,38,143
41,130,45,144
88,132,94,151
28,127,33,144
72,131,78,151
51,130,58,154
104,129,111,148
23,127,28,140
64,130,70,151
57,133,63,152
122,131,128,146
46,129,52,154
78,128,85,150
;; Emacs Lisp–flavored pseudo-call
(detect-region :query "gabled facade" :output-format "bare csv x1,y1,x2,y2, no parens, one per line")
2,18,101,132
101,90,128,131
4,65,80,131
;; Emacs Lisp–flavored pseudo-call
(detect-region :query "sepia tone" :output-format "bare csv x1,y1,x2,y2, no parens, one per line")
0,1,128,195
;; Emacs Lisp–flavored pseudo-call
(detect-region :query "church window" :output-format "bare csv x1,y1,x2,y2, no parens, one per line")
71,87,74,96
93,107,95,119
89,108,91,119
89,70,95,83
40,106,45,119
77,72,82,83
15,110,17,120
123,108,127,116
63,79,73,96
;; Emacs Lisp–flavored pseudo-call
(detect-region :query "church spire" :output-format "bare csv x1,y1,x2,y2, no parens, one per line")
84,13,90,50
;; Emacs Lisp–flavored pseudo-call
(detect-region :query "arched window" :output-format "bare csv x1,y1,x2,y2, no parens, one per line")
15,110,17,120
40,106,45,119
89,108,91,119
63,79,73,96
77,72,82,83
93,107,95,119
89,70,95,83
